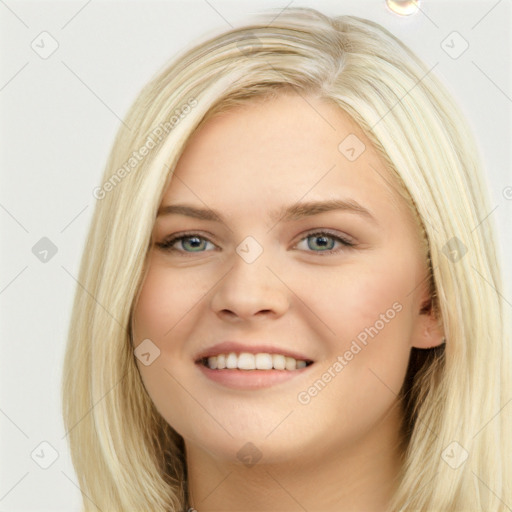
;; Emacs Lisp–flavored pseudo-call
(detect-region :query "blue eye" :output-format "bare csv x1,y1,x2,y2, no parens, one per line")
157,234,215,253
156,230,354,255
296,231,354,254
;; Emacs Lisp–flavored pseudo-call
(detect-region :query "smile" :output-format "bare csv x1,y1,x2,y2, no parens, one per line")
196,352,315,390
199,352,314,371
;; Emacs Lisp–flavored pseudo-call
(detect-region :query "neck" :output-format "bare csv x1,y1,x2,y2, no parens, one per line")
185,400,405,512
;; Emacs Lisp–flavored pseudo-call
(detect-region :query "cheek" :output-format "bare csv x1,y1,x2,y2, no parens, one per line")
132,272,170,342
294,256,417,344
292,255,418,399
132,260,203,343
131,264,200,439
131,257,225,426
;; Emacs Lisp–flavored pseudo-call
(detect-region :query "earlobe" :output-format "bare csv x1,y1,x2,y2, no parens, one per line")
411,299,446,349
414,322,445,349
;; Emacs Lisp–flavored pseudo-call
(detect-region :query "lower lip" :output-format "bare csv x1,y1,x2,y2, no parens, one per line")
195,362,313,390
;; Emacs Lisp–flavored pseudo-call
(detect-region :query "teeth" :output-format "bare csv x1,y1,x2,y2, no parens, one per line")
285,356,296,371
255,353,273,370
225,353,238,369
205,352,311,370
272,354,286,370
238,353,255,370
217,354,226,369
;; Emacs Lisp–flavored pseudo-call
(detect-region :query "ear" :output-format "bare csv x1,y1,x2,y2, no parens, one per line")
410,297,445,349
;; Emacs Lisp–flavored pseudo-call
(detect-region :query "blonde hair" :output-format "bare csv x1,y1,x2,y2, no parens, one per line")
61,7,511,511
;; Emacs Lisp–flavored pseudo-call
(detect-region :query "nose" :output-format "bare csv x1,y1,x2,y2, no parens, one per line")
209,250,290,323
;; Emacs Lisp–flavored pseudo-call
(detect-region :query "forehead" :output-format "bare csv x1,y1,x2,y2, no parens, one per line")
161,92,403,221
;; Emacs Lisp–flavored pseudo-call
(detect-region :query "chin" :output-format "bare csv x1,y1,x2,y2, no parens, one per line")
181,417,319,467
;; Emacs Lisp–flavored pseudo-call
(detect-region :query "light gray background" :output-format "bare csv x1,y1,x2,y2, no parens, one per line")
1,0,510,510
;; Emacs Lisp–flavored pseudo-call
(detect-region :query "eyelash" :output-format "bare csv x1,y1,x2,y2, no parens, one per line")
155,230,355,256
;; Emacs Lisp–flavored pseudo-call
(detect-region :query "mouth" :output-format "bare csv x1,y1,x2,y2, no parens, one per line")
196,352,315,371
194,351,315,390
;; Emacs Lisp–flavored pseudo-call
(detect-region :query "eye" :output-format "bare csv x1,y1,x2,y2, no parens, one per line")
156,229,355,256
156,232,216,254
294,230,355,255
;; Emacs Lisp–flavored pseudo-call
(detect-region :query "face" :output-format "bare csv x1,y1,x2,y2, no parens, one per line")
132,92,440,466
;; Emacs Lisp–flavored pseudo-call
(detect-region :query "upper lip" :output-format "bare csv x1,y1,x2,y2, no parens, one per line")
194,341,314,363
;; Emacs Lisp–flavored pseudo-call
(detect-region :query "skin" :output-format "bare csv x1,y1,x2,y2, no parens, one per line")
132,91,444,512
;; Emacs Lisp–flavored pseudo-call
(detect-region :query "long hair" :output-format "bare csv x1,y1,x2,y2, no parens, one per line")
61,7,511,511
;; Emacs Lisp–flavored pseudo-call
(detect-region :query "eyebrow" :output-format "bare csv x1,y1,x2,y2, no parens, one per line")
157,199,377,225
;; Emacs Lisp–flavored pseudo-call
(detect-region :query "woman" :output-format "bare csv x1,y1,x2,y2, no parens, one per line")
61,7,511,511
